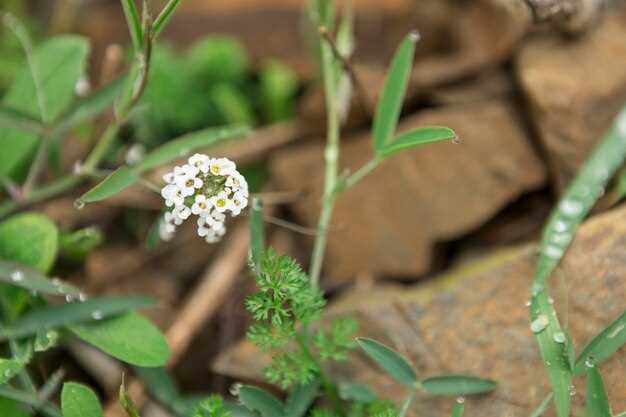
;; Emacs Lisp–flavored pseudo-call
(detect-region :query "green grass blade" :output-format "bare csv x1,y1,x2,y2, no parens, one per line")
136,125,249,173
238,386,285,417
574,310,626,374
61,382,104,417
0,105,43,134
419,375,497,396
528,393,553,417
152,0,183,39
0,386,62,417
371,31,419,151
530,106,626,417
379,126,456,157
284,380,319,417
0,296,154,339
586,365,612,417
450,399,465,417
0,260,80,297
120,0,143,51
249,197,265,272
77,167,139,205
356,337,417,386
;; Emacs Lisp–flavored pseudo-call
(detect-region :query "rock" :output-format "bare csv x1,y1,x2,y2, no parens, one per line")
214,205,626,416
516,6,626,190
270,99,545,282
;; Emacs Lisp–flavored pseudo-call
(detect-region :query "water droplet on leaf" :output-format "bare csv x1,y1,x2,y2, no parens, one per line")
531,315,549,333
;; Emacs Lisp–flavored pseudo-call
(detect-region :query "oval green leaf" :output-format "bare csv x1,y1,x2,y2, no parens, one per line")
61,382,103,417
586,366,612,417
0,212,58,273
1,296,154,340
379,126,456,157
136,125,249,173
338,383,376,403
285,380,319,417
356,337,417,386
420,375,497,396
78,166,139,204
574,310,626,374
0,260,80,297
238,386,285,417
69,312,170,367
371,32,418,151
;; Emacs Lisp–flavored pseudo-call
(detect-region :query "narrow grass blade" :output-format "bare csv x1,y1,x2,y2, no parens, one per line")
420,375,497,395
356,337,417,386
371,31,419,151
77,167,139,205
238,386,285,417
450,399,465,417
61,382,103,417
0,105,43,134
574,310,626,374
530,106,626,417
136,125,249,172
153,0,183,39
284,380,319,417
249,197,265,271
120,0,143,51
528,393,553,417
586,366,612,417
0,296,154,339
379,126,456,157
119,378,141,417
0,260,80,297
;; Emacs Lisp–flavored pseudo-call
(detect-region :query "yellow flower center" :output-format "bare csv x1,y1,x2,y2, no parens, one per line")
216,198,226,207
186,179,194,187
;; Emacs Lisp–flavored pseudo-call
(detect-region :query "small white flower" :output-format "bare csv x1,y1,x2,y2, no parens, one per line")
159,213,177,241
226,172,248,192
189,153,210,173
230,191,248,216
176,167,203,196
209,158,236,176
211,191,232,213
165,210,183,226
173,205,191,220
191,195,211,216
163,172,175,184
209,209,226,223
161,184,184,207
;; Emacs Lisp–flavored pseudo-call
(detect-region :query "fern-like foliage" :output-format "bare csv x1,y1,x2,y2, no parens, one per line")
192,395,231,417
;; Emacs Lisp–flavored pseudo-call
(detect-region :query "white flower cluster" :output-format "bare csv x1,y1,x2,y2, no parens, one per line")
159,154,248,243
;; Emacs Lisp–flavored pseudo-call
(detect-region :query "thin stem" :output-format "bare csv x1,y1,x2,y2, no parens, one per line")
399,390,416,417
0,175,80,219
152,0,183,39
342,157,380,190
309,25,341,288
22,135,49,196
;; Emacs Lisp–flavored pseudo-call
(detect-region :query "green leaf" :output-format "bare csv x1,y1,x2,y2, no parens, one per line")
450,400,464,417
238,386,285,417
136,125,249,173
59,227,104,261
259,59,298,123
284,380,319,417
529,393,553,417
134,367,180,405
419,375,497,395
120,0,143,51
0,357,27,385
574,310,626,374
338,383,376,403
586,366,612,417
55,77,125,134
0,386,62,417
77,167,139,205
0,35,89,179
371,32,418,151
530,106,626,417
0,212,58,273
69,312,170,367
356,337,417,386
0,260,80,297
0,105,43,134
249,197,265,272
378,126,456,157
61,382,103,417
1,296,154,339
209,84,256,125
0,397,31,417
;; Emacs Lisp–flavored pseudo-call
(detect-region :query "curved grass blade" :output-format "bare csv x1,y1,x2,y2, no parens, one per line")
574,310,626,374
61,382,103,417
121,0,143,51
356,337,417,386
586,365,612,417
420,375,496,396
136,125,249,173
529,393,553,417
77,167,139,205
0,296,154,339
450,399,465,417
379,126,456,157
284,380,319,417
530,106,626,417
0,260,80,297
371,31,419,151
238,386,285,417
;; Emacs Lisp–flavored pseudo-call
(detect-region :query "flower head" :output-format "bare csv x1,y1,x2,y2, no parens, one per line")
159,155,248,244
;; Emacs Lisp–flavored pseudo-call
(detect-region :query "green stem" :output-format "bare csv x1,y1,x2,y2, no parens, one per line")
341,157,380,191
399,390,416,417
0,175,80,219
22,135,49,196
309,27,341,288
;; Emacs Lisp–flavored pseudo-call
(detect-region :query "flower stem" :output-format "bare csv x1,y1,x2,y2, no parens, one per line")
399,390,416,417
309,26,341,288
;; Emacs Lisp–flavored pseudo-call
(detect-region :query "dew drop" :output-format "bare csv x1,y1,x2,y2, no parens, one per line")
543,244,564,259
608,324,625,339
65,294,75,303
74,199,85,210
585,357,595,368
91,310,104,320
560,199,583,216
525,300,531,307
569,384,577,397
551,232,571,245
553,220,569,233
545,360,551,366
553,332,566,343
531,283,544,296
408,30,421,42
548,297,554,305
10,270,24,282
456,396,465,404
531,315,549,333
78,292,88,302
